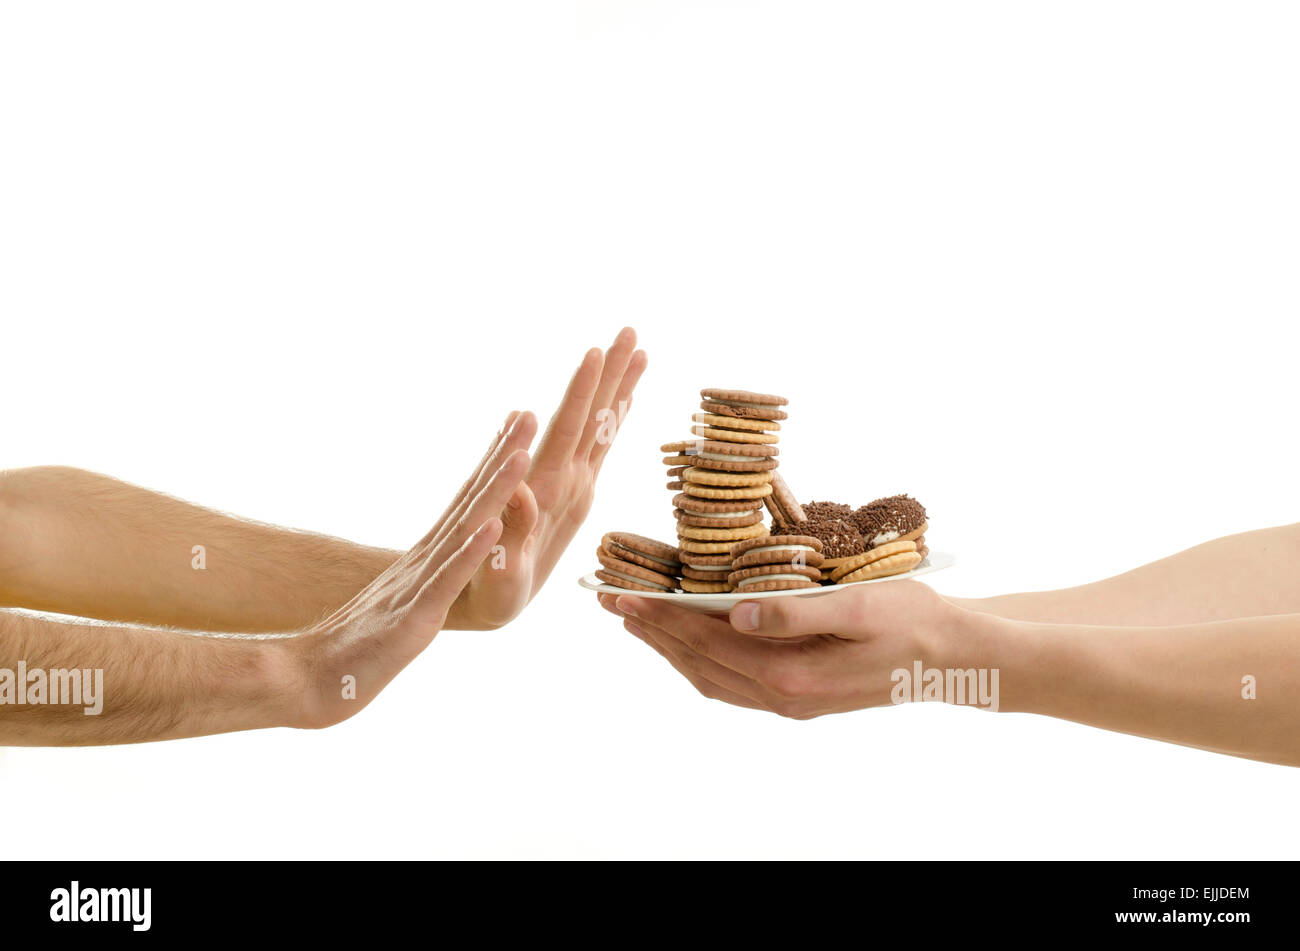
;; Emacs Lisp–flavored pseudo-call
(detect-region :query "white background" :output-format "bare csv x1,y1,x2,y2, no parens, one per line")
2,1,1298,858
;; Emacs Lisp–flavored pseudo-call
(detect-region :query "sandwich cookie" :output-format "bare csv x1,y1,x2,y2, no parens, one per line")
730,534,825,570
763,471,806,527
681,467,773,487
780,500,865,563
684,440,778,472
678,552,735,593
853,495,928,550
728,535,824,592
600,531,681,574
676,522,769,542
727,562,822,592
595,533,682,592
676,504,764,527
692,413,780,433
690,425,780,445
672,493,765,555
683,482,773,500
673,493,764,517
677,537,743,555
699,389,789,421
827,539,922,584
674,506,765,529
661,439,702,467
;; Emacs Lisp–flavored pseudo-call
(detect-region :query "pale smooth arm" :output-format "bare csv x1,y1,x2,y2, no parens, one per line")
601,582,1300,767
947,523,1300,625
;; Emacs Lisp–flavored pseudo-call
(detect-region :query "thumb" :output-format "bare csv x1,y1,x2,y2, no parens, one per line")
729,586,872,639
499,480,539,554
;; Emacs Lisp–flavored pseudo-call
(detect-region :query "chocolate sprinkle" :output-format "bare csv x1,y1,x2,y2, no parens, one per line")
775,497,928,557
772,500,865,559
853,495,927,545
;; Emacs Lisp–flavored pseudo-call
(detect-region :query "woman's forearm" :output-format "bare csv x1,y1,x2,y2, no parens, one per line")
962,610,1300,766
0,466,399,633
948,522,1300,625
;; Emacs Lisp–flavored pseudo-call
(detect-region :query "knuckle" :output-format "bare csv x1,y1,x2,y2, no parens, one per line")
759,598,799,634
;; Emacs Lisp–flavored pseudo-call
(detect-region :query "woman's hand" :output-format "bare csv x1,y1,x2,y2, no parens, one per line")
449,327,647,630
598,581,984,718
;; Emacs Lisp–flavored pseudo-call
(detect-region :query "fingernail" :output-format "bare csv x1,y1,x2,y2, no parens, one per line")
615,596,641,618
506,486,522,510
625,622,645,638
732,602,760,631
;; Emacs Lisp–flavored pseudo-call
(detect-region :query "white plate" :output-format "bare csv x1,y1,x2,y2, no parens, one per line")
579,550,955,614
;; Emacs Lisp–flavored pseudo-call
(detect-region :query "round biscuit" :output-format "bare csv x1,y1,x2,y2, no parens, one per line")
828,540,919,582
835,551,923,584
682,467,774,486
676,522,769,542
682,483,773,500
680,578,734,594
692,412,780,433
691,426,780,445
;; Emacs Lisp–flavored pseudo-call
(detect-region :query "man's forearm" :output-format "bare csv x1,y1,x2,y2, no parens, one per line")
948,523,1300,625
0,608,299,745
957,609,1300,766
0,466,399,633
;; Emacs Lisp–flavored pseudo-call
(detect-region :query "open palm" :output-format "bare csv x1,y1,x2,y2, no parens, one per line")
448,328,647,630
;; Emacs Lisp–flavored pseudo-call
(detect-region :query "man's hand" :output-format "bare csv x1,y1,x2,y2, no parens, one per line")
449,327,647,630
285,430,533,728
598,583,972,718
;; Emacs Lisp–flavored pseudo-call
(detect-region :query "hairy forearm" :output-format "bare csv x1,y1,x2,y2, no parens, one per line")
948,523,1300,625
0,466,399,633
954,609,1300,766
0,607,299,745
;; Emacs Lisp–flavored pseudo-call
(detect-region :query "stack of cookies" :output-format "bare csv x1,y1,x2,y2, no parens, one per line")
593,387,934,596
668,389,788,592
728,534,824,592
595,532,683,592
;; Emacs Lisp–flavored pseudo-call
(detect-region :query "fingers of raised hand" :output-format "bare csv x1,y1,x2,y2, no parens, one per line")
422,448,529,580
411,518,505,630
498,479,539,554
535,348,604,470
579,327,640,457
588,346,647,472
427,413,536,550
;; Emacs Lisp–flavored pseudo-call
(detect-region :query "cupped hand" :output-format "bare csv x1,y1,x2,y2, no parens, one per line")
449,327,648,630
598,581,980,718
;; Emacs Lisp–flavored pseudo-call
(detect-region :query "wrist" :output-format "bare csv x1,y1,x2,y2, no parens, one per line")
930,602,1021,713
262,634,322,730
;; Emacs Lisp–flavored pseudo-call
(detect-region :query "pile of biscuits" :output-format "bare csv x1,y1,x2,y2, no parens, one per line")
728,534,824,592
595,532,682,593
665,388,788,593
593,386,931,594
